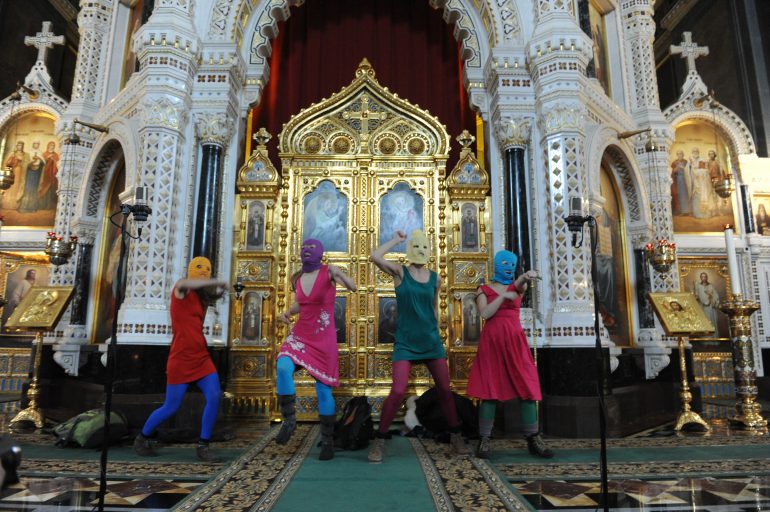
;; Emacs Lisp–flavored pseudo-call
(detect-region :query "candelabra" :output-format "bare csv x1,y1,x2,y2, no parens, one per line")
44,231,78,266
719,296,768,431
713,174,735,199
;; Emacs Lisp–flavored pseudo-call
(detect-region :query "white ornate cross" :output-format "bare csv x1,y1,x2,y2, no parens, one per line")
343,95,387,138
24,21,64,64
670,32,709,74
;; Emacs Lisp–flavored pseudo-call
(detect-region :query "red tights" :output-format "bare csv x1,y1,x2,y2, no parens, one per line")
378,358,459,434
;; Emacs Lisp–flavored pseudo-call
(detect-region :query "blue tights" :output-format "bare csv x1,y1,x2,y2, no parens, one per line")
276,356,335,416
141,372,221,441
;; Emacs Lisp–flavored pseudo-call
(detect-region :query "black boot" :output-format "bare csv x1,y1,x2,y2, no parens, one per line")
476,436,490,459
525,432,554,459
275,394,297,445
133,433,157,457
318,414,335,461
196,440,222,463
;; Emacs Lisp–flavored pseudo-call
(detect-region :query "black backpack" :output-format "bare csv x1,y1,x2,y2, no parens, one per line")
334,396,373,450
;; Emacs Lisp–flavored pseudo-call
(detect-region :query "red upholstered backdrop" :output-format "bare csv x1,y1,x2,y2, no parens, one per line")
250,0,477,165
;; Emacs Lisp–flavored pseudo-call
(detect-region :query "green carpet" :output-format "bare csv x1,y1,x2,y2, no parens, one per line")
272,436,435,512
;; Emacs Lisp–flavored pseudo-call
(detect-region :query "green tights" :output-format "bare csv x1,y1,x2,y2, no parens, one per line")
478,399,538,437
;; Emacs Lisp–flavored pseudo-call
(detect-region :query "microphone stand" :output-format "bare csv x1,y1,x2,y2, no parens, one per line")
566,213,609,512
97,201,150,512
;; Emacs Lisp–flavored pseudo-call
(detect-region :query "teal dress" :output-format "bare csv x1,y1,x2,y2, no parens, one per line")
392,266,446,361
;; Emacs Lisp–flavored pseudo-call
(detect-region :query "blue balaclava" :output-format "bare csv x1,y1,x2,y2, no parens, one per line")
494,250,518,285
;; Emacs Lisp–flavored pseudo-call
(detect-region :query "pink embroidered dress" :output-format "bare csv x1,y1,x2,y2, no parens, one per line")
466,283,542,401
277,265,339,387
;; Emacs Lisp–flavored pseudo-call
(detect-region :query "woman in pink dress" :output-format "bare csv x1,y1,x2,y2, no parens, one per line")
275,239,356,460
466,250,553,459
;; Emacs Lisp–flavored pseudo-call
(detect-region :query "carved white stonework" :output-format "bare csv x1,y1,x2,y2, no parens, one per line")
71,0,112,108
644,350,672,380
141,96,188,130
194,112,233,146
53,342,88,376
495,116,531,150
541,104,585,134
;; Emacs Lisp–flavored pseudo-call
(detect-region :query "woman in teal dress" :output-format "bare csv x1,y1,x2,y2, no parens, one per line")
367,229,469,463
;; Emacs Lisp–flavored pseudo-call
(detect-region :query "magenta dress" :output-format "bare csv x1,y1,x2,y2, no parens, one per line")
466,283,542,401
277,265,339,387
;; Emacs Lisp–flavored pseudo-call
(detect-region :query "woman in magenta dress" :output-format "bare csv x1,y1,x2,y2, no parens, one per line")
275,239,356,460
467,250,553,459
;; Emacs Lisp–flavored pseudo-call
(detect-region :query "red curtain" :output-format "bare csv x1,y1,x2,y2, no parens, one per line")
251,0,477,166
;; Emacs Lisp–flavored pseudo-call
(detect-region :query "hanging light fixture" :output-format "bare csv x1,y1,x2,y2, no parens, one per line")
707,97,734,199
643,133,676,273
44,123,79,266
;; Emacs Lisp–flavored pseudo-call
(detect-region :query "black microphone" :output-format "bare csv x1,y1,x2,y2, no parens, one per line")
132,186,152,236
565,196,586,247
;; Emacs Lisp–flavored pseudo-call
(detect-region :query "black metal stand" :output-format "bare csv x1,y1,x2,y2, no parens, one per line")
97,202,148,512
567,213,609,512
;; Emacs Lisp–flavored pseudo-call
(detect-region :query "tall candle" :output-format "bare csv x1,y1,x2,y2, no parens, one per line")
724,225,742,297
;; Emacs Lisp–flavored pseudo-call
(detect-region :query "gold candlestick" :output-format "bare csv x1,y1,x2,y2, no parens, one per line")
718,295,768,431
10,331,45,428
674,335,711,432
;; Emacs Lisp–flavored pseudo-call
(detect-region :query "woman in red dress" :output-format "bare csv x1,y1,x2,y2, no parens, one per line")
133,257,228,461
466,250,553,459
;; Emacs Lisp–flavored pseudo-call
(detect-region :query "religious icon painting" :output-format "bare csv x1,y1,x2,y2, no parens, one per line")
460,292,480,345
93,160,126,345
595,165,632,347
460,203,479,252
379,182,424,252
0,254,50,335
334,297,346,344
0,112,59,228
751,193,770,236
5,286,74,332
245,200,266,251
302,180,348,252
377,297,397,344
647,292,714,337
240,291,263,344
677,256,731,340
588,0,611,95
669,122,736,234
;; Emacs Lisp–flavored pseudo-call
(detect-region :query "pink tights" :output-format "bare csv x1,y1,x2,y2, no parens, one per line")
378,359,459,434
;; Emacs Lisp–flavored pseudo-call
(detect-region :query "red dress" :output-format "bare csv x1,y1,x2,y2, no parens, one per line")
167,289,216,385
277,265,339,387
466,284,542,401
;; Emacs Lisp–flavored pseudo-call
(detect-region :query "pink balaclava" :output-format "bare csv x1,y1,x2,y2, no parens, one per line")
301,239,324,273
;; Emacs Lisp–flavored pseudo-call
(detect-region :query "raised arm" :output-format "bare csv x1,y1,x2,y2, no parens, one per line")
329,265,357,292
513,270,539,295
174,278,228,298
371,230,407,279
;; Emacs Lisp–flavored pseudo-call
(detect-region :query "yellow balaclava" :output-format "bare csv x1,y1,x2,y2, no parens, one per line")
187,256,212,280
406,230,430,265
